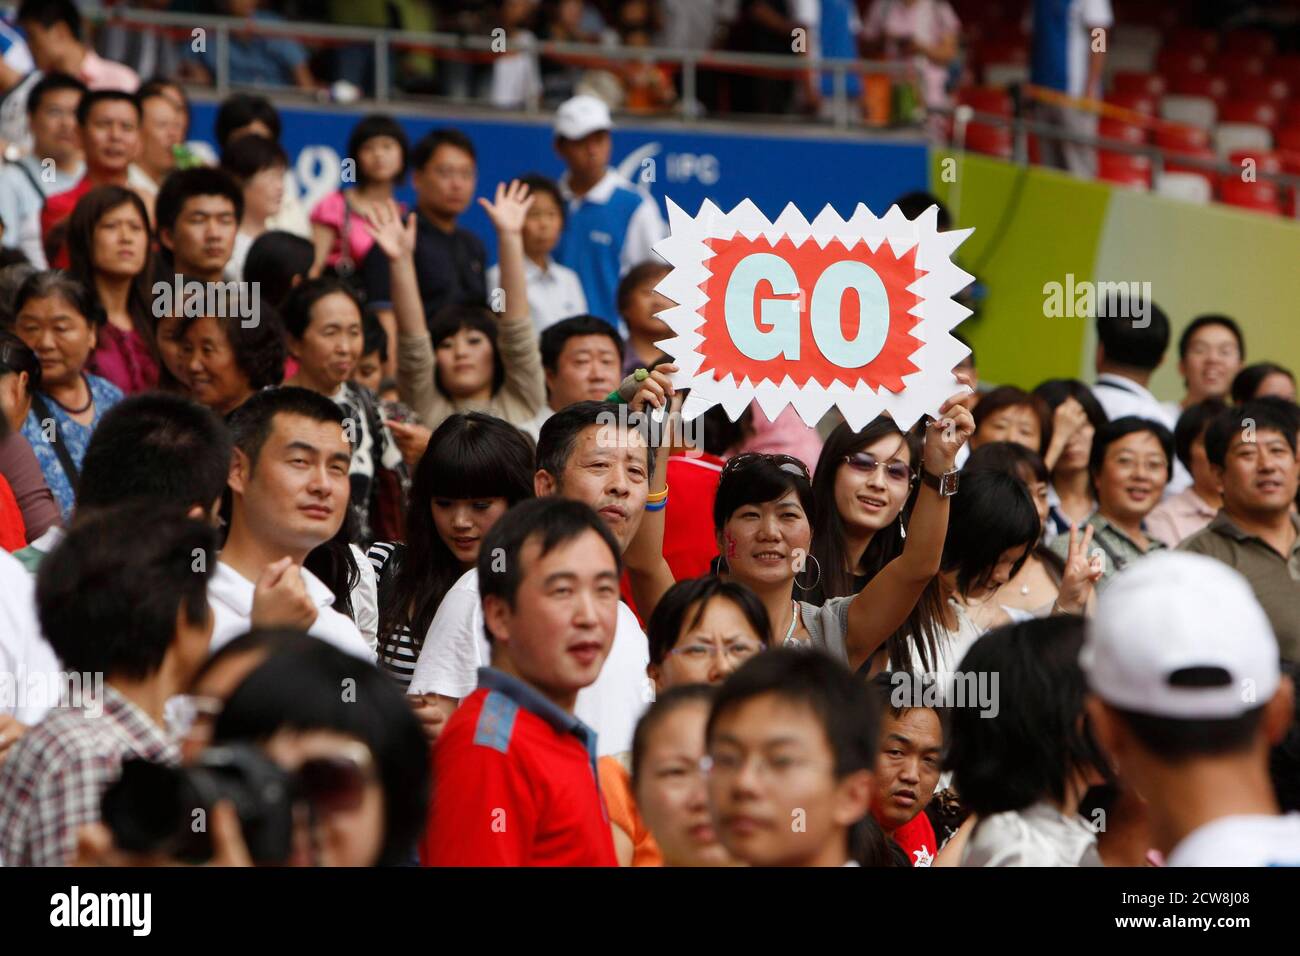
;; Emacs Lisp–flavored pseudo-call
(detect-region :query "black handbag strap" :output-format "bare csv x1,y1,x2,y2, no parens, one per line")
28,391,81,487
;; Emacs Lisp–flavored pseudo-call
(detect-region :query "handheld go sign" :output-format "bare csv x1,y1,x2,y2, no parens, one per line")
651,198,975,430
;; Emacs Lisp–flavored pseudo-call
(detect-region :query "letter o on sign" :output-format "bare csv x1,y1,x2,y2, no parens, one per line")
810,261,890,368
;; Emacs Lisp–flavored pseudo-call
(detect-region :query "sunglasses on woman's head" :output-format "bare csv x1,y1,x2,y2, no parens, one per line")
721,452,811,483
843,451,914,484
293,744,376,815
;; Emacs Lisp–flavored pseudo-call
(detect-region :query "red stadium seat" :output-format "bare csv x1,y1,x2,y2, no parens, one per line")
1228,149,1283,174
1216,52,1268,82
1111,71,1167,98
1098,151,1152,189
1167,73,1229,102
1275,126,1300,153
1222,30,1277,58
1100,117,1147,145
1282,102,1300,128
1231,75,1291,102
1157,49,1209,76
963,122,1013,159
957,86,1013,116
975,38,1029,69
1271,54,1300,88
1155,124,1211,151
1163,28,1218,55
1220,98,1280,129
1219,176,1283,214
1105,92,1157,116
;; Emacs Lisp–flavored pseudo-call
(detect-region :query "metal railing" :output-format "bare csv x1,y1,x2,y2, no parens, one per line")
73,4,926,131
939,102,1300,214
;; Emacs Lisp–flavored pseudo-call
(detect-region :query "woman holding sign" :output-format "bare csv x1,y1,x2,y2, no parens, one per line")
710,385,975,676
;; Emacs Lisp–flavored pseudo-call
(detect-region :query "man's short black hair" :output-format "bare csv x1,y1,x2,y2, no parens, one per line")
1173,398,1228,472
155,167,244,234
226,385,346,472
1178,313,1245,362
215,92,281,149
1204,400,1300,468
540,314,624,373
77,393,233,517
220,133,288,181
26,71,86,117
477,497,622,644
1112,705,1267,761
411,128,476,172
946,616,1110,817
76,89,139,127
17,0,80,36
536,399,649,481
1089,416,1174,482
1096,296,1170,372
708,647,878,775
890,190,952,230
36,504,216,679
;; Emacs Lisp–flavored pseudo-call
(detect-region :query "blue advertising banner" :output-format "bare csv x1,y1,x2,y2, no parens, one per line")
188,101,929,259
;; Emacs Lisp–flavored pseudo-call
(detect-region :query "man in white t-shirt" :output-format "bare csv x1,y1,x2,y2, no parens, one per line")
213,386,374,662
410,397,670,755
0,548,60,734
1084,552,1300,866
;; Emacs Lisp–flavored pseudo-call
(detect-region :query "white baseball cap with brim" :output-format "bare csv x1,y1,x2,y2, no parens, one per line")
1082,551,1281,719
554,94,613,141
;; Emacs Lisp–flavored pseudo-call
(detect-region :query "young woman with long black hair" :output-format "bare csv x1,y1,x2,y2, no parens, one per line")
367,412,534,702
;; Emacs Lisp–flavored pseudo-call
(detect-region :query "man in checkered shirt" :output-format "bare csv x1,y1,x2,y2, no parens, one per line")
0,505,217,866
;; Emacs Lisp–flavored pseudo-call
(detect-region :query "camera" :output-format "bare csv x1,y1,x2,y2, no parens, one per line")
101,743,296,864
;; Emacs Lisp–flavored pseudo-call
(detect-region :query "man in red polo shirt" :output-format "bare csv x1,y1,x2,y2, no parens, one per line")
40,88,143,266
423,497,622,866
869,673,943,867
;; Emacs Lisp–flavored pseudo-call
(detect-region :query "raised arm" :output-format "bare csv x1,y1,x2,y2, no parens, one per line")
842,387,976,672
363,200,450,426
478,180,545,415
623,365,680,622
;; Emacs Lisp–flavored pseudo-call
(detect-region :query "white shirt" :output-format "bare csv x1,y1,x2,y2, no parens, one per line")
1091,373,1192,494
519,404,555,443
1167,813,1300,867
207,560,375,662
0,549,61,724
406,568,652,756
486,256,588,334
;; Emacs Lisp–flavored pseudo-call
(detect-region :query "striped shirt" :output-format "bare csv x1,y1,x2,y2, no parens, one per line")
367,541,420,689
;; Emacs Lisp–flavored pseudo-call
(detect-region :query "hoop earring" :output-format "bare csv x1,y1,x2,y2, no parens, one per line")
899,512,907,540
794,554,822,592
715,552,730,576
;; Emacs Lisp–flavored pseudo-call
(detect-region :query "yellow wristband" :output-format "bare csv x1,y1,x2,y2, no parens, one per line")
645,485,669,504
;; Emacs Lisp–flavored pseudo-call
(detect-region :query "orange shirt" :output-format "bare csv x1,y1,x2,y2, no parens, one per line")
598,755,663,867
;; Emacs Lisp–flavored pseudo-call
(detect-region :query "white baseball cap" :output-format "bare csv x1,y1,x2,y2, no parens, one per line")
1082,551,1281,719
554,94,613,141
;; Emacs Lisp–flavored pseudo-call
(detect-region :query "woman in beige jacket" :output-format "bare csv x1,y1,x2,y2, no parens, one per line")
363,182,546,457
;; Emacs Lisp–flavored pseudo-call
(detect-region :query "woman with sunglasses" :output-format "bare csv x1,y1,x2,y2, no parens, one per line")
601,576,771,865
712,386,975,675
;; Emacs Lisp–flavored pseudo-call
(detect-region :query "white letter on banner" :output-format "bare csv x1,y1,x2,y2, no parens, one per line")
724,253,801,361
810,260,890,368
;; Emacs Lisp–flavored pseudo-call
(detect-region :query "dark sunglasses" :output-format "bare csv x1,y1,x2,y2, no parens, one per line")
293,748,375,815
721,452,811,483
843,451,915,484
